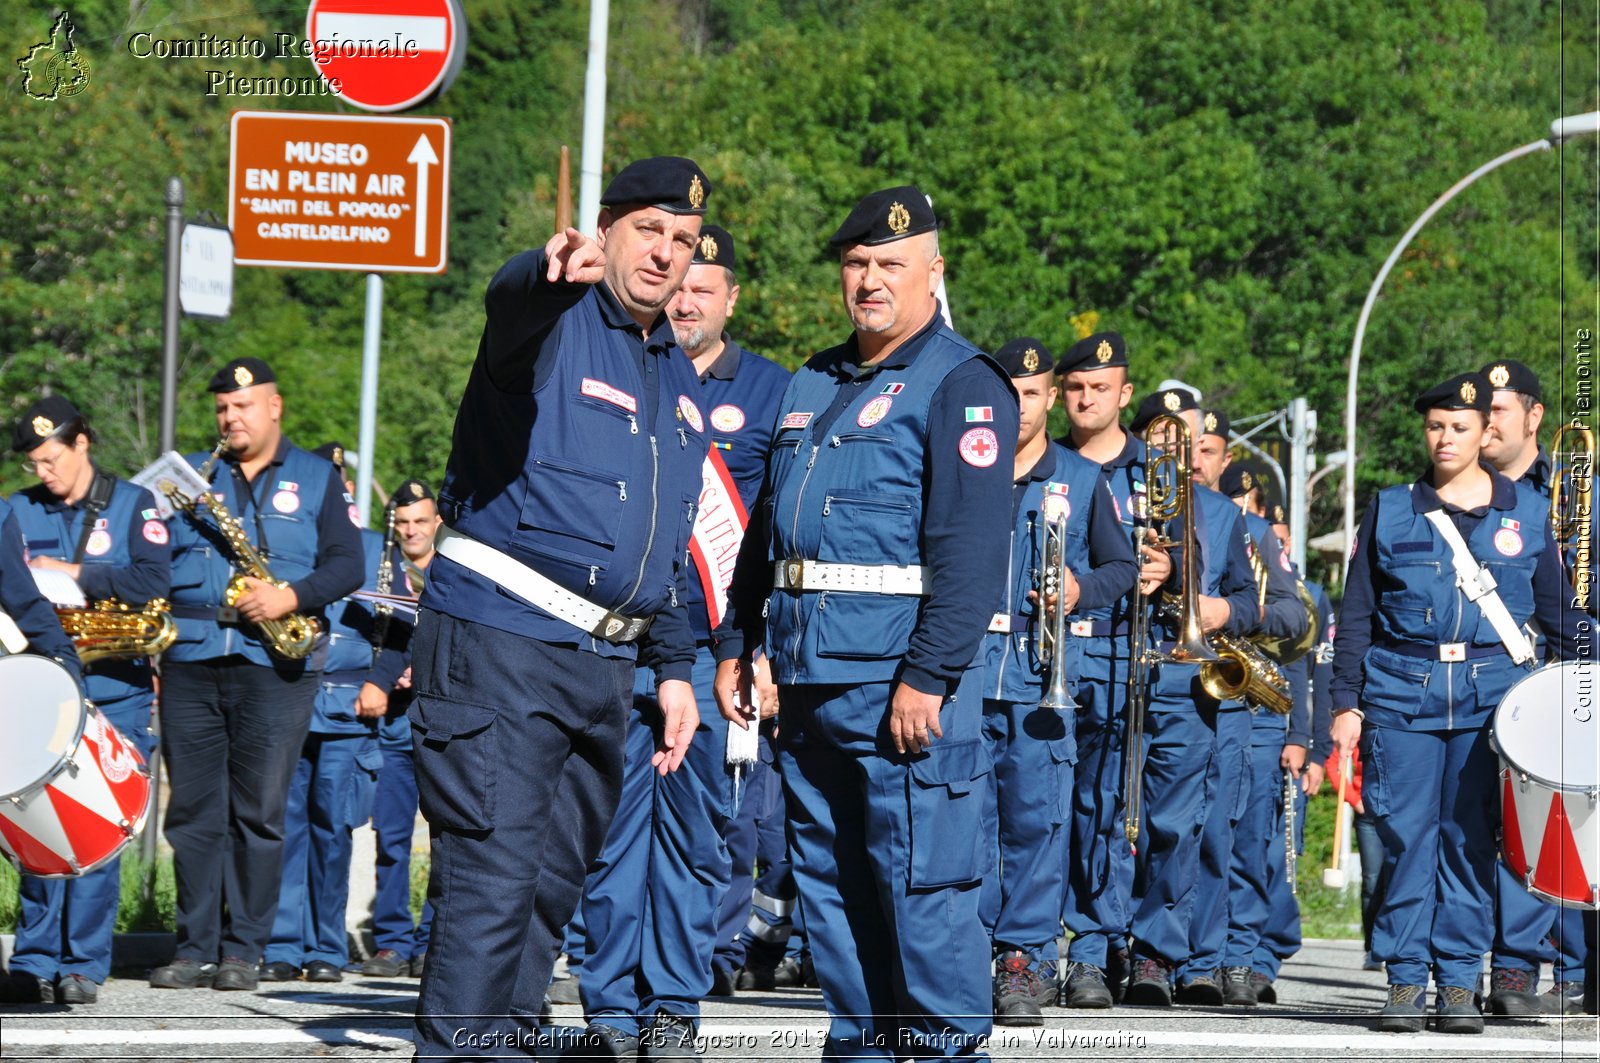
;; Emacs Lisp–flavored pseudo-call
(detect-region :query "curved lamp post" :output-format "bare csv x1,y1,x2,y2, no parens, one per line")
1342,112,1600,578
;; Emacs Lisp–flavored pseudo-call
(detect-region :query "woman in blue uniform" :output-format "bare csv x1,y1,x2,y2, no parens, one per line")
1330,372,1592,1034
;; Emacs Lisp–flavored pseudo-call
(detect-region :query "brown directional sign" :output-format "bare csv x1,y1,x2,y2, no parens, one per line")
228,109,450,273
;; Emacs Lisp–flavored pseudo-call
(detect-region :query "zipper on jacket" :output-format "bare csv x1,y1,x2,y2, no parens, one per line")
787,444,822,666
619,435,660,611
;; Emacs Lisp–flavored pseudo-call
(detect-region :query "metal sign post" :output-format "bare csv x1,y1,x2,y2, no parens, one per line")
357,274,382,526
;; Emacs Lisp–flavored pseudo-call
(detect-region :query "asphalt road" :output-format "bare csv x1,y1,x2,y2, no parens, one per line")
2,940,1595,1061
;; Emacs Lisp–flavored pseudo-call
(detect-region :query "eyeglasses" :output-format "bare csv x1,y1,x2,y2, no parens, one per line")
20,447,72,474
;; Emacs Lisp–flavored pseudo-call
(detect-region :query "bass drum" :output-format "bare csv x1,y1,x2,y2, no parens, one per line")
1491,660,1599,910
0,654,152,877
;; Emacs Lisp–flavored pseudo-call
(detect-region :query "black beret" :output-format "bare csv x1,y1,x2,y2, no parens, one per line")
600,156,711,216
14,395,84,452
312,442,346,473
392,478,435,507
691,224,736,272
1218,463,1260,499
993,337,1054,379
1413,372,1491,415
828,185,937,249
1058,331,1127,374
207,357,276,394
1128,387,1199,434
1479,359,1543,403
1199,409,1230,440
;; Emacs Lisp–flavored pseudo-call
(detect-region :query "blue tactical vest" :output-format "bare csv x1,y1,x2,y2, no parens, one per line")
982,442,1104,704
1067,432,1148,662
10,477,160,704
166,444,335,667
686,343,791,644
313,528,389,735
765,330,979,685
428,284,707,651
1359,479,1548,730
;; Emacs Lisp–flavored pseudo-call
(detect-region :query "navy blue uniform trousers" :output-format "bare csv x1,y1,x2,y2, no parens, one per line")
1225,737,1296,975
980,698,1074,971
409,609,631,1059
160,660,317,965
10,693,156,984
1183,704,1250,979
779,677,994,1061
1063,643,1134,968
373,742,433,960
580,646,740,1034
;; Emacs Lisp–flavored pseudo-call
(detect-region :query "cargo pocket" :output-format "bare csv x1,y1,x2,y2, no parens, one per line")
1047,734,1076,825
907,739,990,889
346,745,384,831
410,696,498,833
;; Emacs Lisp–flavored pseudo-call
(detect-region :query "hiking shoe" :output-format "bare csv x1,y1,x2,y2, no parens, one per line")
360,949,408,977
993,952,1044,1027
149,959,217,990
1486,967,1539,1016
709,964,736,997
582,1022,641,1058
1060,962,1113,1009
1221,966,1257,1006
213,957,258,992
1250,971,1277,1004
1175,968,1224,1006
1106,945,1130,1003
1541,980,1586,1015
0,970,54,1003
1378,983,1426,1033
1436,984,1484,1034
1124,956,1174,1006
774,955,807,987
56,974,97,1005
642,1009,700,1061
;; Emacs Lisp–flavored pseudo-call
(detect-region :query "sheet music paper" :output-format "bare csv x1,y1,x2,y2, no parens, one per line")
30,567,85,607
131,451,211,519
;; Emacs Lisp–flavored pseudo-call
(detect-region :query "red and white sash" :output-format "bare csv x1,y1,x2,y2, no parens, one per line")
688,449,749,629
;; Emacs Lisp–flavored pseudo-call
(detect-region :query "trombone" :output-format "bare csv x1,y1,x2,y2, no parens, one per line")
1551,422,1595,611
1123,412,1218,844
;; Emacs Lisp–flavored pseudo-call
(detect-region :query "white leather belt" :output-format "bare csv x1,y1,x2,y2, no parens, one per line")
435,525,652,644
773,559,928,596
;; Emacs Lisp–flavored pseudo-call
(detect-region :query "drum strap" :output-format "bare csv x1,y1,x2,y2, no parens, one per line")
1421,504,1536,665
70,470,117,565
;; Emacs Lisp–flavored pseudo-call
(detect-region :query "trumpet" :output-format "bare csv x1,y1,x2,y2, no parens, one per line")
1034,498,1077,712
1551,422,1595,611
160,440,321,661
1124,413,1219,844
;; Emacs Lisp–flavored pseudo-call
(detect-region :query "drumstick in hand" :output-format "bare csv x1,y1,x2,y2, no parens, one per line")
1322,754,1350,889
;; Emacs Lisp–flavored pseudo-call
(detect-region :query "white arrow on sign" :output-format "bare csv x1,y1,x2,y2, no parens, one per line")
408,134,440,258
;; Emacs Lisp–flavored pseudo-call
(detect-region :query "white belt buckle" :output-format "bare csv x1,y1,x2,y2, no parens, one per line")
1069,621,1093,637
1439,642,1466,662
989,613,1011,634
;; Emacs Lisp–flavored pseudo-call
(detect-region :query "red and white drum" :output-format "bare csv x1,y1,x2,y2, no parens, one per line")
0,654,152,877
1492,660,1599,910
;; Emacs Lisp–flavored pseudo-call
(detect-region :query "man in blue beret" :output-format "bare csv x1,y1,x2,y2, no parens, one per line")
716,185,1017,1060
409,156,714,1056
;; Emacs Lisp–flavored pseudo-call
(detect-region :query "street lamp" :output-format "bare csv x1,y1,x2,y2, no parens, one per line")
1342,112,1600,576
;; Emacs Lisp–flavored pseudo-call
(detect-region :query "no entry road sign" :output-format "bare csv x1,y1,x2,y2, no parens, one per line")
305,0,463,112
228,109,451,273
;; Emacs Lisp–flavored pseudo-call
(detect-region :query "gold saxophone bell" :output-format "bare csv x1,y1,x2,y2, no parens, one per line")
56,598,178,664
1552,423,1595,611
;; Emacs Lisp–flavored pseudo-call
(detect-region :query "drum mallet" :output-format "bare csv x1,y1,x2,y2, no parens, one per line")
1322,754,1351,889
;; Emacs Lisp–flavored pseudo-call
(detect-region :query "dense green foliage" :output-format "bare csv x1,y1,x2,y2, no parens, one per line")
1,0,1593,587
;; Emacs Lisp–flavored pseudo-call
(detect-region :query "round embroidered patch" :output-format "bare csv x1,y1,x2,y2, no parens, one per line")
710,404,745,432
958,427,999,468
857,396,893,428
142,520,168,545
1494,528,1523,556
273,490,301,514
1042,494,1071,523
85,529,112,556
678,395,704,433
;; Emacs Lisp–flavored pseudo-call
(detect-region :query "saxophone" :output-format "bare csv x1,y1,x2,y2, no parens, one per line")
56,598,178,664
159,440,321,660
